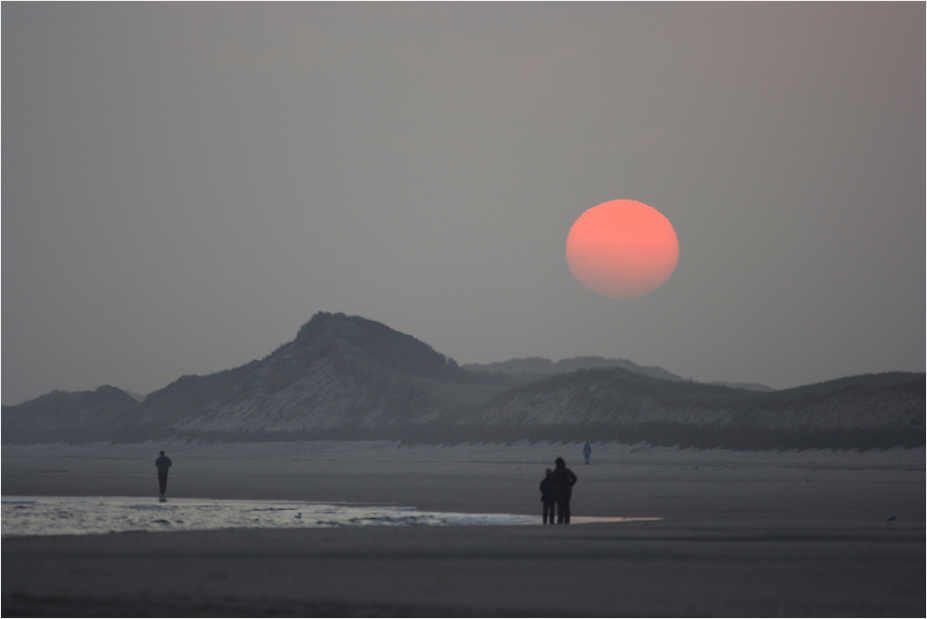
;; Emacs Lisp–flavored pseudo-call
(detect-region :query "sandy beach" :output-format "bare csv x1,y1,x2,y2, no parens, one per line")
3,441,924,616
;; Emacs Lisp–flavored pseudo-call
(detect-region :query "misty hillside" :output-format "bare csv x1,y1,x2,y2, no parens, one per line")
1,385,140,444
463,358,774,391
710,381,774,392
455,368,924,450
462,357,687,384
2,312,923,449
121,313,511,440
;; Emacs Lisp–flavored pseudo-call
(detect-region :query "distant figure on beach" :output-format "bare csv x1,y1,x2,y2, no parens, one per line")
539,468,556,525
155,451,172,502
551,457,577,524
583,441,592,464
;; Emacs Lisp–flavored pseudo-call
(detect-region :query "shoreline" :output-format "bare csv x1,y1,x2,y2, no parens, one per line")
3,440,922,519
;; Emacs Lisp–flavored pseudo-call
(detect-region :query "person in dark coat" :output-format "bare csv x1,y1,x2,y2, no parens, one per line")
550,457,577,524
539,468,556,525
155,451,172,501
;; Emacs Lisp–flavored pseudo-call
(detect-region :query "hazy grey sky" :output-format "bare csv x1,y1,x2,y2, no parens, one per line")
3,3,924,405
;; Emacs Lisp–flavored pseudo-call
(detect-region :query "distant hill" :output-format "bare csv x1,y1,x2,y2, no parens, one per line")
1,385,140,444
454,367,924,450
462,356,687,384
709,381,774,392
125,390,147,402
463,358,774,391
123,312,511,440
2,312,923,449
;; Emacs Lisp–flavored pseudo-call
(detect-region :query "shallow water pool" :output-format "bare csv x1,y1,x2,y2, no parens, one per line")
2,496,551,537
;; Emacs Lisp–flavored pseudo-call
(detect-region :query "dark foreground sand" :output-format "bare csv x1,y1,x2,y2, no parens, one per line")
3,442,925,616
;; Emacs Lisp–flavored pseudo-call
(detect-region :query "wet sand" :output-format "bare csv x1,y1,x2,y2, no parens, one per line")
3,442,925,616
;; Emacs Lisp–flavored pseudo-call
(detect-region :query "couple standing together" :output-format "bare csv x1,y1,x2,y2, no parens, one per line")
539,457,577,524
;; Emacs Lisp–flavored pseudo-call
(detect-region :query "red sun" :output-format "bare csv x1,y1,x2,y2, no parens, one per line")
566,199,679,298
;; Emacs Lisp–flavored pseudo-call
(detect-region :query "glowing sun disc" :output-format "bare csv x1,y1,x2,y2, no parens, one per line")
566,199,679,298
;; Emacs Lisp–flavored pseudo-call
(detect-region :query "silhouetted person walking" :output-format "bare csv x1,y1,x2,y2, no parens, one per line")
583,441,592,464
155,451,172,502
551,457,577,524
539,468,556,525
